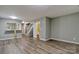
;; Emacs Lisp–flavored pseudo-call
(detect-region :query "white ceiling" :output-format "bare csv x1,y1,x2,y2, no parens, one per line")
0,5,79,21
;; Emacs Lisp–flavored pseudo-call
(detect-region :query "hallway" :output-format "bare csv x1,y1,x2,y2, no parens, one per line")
0,35,78,54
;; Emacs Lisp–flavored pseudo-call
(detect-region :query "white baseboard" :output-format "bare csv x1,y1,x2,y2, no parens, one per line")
49,38,79,44
40,38,49,41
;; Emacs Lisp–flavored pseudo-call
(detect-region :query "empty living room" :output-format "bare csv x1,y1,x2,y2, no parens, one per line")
0,5,79,54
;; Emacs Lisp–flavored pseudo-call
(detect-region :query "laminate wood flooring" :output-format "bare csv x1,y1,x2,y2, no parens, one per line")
0,35,78,54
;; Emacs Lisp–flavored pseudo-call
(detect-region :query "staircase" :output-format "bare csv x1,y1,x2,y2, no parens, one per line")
25,23,33,37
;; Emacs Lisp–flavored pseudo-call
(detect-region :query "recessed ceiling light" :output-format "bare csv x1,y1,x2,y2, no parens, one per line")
9,16,18,19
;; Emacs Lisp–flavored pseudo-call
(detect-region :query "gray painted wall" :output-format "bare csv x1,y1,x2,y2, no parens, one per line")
46,17,51,39
40,17,51,41
51,13,79,43
40,17,46,40
0,19,22,40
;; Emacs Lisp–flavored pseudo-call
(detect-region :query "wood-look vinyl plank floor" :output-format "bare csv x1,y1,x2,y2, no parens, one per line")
16,36,74,54
0,35,78,54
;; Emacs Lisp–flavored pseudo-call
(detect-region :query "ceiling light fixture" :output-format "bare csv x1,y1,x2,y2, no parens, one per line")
9,16,18,19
